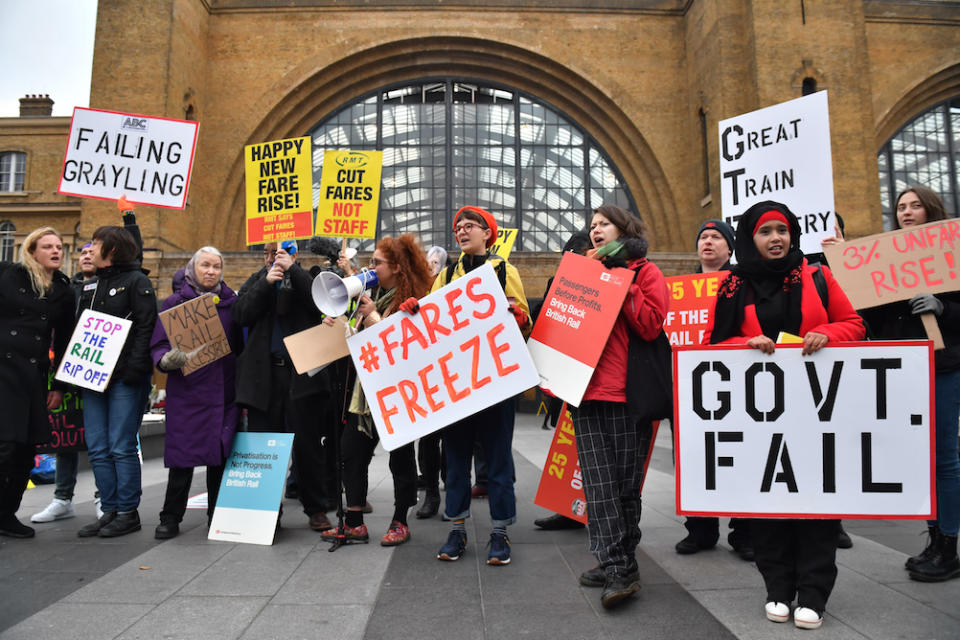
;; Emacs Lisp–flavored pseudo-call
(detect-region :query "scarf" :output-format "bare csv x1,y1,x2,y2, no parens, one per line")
183,253,223,295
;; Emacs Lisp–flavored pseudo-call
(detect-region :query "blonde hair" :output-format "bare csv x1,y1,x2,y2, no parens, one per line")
20,226,62,298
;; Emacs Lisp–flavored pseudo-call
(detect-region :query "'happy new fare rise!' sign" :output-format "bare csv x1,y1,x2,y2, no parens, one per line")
347,262,539,451
674,342,934,519
244,137,314,244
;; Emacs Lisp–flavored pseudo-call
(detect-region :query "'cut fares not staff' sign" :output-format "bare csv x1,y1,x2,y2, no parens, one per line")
315,150,383,239
59,107,199,209
674,342,934,519
347,262,539,451
718,91,835,256
245,136,313,244
55,310,132,392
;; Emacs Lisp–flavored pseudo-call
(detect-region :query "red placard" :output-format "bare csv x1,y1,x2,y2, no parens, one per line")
663,272,724,347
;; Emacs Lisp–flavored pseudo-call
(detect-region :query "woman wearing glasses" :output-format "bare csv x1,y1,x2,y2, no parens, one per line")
322,234,434,546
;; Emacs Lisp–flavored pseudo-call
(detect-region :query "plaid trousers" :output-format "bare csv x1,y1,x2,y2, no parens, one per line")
573,400,654,575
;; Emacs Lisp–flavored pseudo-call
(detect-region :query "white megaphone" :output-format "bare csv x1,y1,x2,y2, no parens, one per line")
312,269,379,316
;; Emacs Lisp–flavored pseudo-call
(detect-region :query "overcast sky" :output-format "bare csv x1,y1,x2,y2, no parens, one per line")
0,0,98,117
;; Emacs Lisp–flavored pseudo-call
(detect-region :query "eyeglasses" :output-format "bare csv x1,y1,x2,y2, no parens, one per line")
454,222,484,235
369,257,393,268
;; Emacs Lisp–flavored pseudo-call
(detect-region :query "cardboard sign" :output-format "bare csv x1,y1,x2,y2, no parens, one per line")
674,342,934,519
37,372,85,454
283,317,352,375
209,432,293,545
718,91,835,256
59,107,198,209
526,252,632,406
55,310,132,392
490,228,518,260
158,293,231,376
347,262,539,451
244,136,313,244
533,404,587,523
315,150,383,238
664,272,723,347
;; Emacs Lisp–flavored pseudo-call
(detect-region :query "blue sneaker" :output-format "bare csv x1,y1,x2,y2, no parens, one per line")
487,531,511,565
437,529,467,561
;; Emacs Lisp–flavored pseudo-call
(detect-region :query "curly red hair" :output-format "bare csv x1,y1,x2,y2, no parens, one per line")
377,234,433,311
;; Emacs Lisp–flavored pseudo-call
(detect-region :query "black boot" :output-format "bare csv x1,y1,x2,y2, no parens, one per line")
905,525,940,571
0,514,34,538
416,487,440,519
155,517,180,540
909,533,960,582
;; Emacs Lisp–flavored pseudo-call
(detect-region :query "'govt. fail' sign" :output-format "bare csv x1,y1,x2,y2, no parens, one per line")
55,310,132,392
315,150,383,238
244,137,313,244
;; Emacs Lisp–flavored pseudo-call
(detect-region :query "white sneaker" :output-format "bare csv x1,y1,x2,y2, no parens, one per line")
794,606,823,630
31,498,75,523
94,494,103,519
765,601,790,623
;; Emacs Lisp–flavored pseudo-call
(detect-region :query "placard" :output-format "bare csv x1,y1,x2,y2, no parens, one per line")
490,227,518,260
526,252,632,406
718,91,835,256
54,310,132,392
315,150,383,238
59,107,198,209
158,293,231,376
347,262,538,451
37,372,85,454
244,136,313,244
674,342,934,519
533,404,587,523
208,432,293,545
664,272,724,347
283,317,352,375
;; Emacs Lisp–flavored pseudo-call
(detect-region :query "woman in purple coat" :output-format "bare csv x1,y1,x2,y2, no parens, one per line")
150,247,243,539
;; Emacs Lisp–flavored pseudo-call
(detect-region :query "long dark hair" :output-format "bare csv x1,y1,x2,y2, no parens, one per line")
594,204,646,239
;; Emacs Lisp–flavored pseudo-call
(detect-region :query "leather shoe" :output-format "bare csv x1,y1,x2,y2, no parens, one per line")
471,484,488,499
534,513,585,530
601,574,641,609
837,524,853,549
155,520,180,540
416,491,440,519
99,511,141,538
310,512,333,531
0,515,35,538
675,533,716,554
580,564,638,588
78,512,116,538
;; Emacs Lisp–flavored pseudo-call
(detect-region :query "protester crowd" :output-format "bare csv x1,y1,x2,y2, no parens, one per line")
1,188,957,630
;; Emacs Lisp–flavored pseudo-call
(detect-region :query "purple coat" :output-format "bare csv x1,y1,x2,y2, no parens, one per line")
150,282,243,468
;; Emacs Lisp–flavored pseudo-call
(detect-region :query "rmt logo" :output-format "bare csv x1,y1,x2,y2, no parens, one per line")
121,117,148,132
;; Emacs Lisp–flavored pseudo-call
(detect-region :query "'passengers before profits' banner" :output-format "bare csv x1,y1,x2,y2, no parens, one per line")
244,136,313,244
59,107,199,209
718,91,835,257
674,342,934,519
315,150,383,239
347,262,539,451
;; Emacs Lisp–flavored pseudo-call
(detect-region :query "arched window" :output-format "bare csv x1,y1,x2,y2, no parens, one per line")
307,80,636,252
878,98,960,230
0,221,16,262
0,152,26,192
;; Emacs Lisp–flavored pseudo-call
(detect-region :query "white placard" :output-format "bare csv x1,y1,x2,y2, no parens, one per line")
675,342,934,519
348,262,539,451
718,91,835,256
59,107,199,209
54,309,132,392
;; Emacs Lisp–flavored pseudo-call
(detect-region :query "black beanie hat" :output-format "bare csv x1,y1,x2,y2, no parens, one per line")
695,219,735,253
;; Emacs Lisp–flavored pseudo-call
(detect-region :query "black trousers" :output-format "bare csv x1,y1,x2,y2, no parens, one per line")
684,516,752,546
159,464,225,522
341,419,417,514
0,440,34,519
417,432,444,489
752,518,840,612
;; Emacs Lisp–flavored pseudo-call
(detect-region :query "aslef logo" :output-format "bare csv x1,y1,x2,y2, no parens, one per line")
121,117,148,132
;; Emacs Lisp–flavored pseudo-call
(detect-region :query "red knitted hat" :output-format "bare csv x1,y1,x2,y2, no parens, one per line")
453,206,498,248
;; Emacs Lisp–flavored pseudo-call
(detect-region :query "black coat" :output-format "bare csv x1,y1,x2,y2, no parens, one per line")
233,263,332,411
77,262,158,387
0,264,75,443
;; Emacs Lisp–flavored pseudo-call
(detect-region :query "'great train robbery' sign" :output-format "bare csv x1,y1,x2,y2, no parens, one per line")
348,262,538,451
674,342,934,519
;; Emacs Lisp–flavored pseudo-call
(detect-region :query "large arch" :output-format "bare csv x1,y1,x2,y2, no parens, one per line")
216,36,678,250
875,62,960,150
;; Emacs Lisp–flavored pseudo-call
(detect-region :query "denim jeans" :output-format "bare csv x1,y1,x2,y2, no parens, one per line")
53,451,79,501
83,379,149,513
931,369,960,536
442,398,516,526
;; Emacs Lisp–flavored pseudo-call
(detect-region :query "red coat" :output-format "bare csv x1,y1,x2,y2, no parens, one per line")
583,259,670,403
703,261,865,345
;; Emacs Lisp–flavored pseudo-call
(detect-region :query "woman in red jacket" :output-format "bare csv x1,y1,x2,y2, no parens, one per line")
706,201,864,630
573,204,670,610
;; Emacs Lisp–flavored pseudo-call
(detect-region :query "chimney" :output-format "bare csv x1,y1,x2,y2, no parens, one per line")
19,94,54,117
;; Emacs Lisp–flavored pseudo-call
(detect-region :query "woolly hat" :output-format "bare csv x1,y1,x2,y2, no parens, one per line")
453,206,498,248
695,219,735,253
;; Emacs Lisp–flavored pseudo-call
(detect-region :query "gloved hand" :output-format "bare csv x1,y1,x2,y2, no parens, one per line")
508,304,529,329
910,294,944,317
399,297,420,314
159,349,189,371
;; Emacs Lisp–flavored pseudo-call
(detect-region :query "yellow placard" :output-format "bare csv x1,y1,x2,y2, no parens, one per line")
244,136,313,245
776,332,803,344
315,150,383,239
490,227,518,259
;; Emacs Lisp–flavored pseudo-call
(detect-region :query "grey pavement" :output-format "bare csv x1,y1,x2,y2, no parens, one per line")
2,412,959,639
